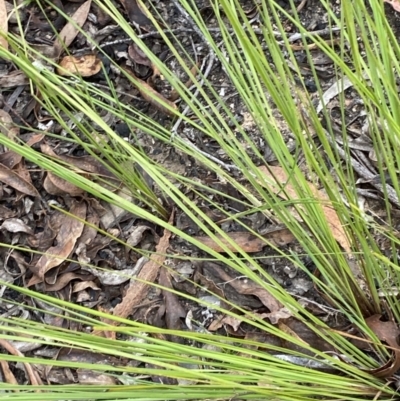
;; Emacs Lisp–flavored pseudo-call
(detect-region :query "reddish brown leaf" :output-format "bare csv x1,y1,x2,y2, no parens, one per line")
0,339,42,385
45,272,96,292
0,360,17,385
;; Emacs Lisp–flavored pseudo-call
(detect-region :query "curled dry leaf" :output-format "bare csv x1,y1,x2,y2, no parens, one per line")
41,143,116,179
128,43,152,67
112,211,174,319
57,54,102,77
93,212,175,338
0,164,39,197
364,314,400,378
45,272,96,292
258,165,351,253
209,263,284,316
43,172,84,196
28,201,87,284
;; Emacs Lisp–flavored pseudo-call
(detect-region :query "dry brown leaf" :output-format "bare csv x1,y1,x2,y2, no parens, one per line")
53,0,92,57
208,315,243,332
0,164,39,197
57,54,102,77
112,211,174,319
122,66,177,116
28,201,87,284
41,143,114,175
93,212,174,338
128,43,152,67
0,0,8,51
0,70,29,87
210,263,283,313
159,267,186,331
45,272,95,292
0,150,22,169
43,172,84,196
258,165,351,253
192,226,296,253
364,314,400,378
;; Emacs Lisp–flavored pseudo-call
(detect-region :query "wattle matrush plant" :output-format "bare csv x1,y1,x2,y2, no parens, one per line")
1,0,400,399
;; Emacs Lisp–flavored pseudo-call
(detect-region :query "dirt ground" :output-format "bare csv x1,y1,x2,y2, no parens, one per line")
1,0,400,387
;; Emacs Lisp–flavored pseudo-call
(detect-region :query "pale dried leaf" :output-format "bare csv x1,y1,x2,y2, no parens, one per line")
258,165,351,253
1,218,34,235
53,0,92,57
384,0,400,12
0,0,8,51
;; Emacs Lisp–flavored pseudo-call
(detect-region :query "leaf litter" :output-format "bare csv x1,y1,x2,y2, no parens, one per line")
1,0,400,390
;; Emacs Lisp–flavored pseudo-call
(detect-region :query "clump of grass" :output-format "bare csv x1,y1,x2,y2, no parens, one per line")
0,0,400,399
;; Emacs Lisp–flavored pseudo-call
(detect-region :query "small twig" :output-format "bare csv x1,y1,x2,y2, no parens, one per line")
296,0,308,13
286,26,341,43
170,0,209,46
178,137,239,172
171,51,215,137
